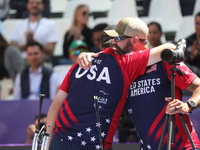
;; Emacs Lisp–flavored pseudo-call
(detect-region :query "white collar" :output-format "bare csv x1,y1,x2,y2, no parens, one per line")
29,66,42,73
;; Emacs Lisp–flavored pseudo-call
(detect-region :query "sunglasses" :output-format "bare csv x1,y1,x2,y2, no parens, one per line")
114,36,132,42
139,38,147,42
115,36,147,42
70,50,87,56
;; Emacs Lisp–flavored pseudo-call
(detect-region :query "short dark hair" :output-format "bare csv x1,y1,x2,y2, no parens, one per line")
27,0,46,4
147,22,162,33
92,23,108,33
34,113,47,122
195,12,200,18
100,25,116,50
25,41,44,52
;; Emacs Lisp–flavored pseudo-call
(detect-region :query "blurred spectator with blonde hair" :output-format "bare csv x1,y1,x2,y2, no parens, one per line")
63,4,94,58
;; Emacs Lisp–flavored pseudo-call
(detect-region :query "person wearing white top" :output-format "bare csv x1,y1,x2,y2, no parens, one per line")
13,41,58,100
10,0,58,57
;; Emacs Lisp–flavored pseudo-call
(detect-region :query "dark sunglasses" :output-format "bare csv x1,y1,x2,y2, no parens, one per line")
70,50,86,56
115,36,147,42
114,36,132,42
139,38,147,42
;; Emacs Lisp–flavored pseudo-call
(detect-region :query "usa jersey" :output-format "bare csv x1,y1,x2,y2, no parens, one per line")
54,48,150,149
126,62,200,150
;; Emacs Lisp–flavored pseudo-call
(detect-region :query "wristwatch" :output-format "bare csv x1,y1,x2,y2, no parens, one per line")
186,101,196,113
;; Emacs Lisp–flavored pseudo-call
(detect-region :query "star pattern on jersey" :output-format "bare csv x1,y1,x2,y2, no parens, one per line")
77,132,82,138
68,135,73,141
147,144,152,149
105,118,110,123
81,141,87,146
96,122,102,127
140,139,144,144
90,136,96,142
58,114,111,149
101,132,106,137
95,145,101,149
139,139,152,150
86,127,92,133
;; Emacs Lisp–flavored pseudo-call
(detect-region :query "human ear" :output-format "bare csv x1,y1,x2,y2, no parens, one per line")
135,36,140,43
132,37,139,44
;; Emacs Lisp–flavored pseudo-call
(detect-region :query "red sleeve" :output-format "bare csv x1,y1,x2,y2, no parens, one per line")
164,62,197,90
59,64,78,93
121,49,150,83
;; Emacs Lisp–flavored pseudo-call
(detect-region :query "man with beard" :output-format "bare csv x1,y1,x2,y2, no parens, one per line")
10,0,57,58
45,17,176,150
78,21,200,150
10,0,51,19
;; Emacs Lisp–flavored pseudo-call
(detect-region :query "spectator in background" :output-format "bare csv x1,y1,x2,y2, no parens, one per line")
69,40,88,64
0,34,24,81
0,0,10,21
10,0,57,59
63,4,94,58
147,22,163,48
181,11,200,82
9,0,51,18
25,113,47,144
57,40,89,87
185,12,200,69
13,41,58,100
147,20,200,86
90,23,108,53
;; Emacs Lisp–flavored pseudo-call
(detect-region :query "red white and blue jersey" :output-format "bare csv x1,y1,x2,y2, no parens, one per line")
53,48,150,149
126,61,200,150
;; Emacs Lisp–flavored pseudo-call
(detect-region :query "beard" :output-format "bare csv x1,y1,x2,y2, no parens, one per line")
113,40,133,55
29,7,43,16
